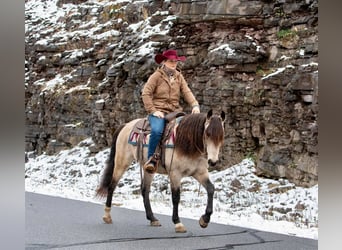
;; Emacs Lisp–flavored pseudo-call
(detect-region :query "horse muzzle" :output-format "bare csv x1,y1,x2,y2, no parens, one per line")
208,159,218,167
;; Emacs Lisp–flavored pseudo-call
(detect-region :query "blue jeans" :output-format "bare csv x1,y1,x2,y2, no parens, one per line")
147,114,166,159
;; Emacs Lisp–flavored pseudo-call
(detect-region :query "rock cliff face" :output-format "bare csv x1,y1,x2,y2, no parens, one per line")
25,0,318,187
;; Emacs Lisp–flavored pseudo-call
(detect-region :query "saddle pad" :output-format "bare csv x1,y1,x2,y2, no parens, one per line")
128,116,183,148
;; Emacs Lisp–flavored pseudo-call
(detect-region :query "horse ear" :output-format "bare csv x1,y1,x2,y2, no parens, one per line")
207,109,213,119
220,111,226,121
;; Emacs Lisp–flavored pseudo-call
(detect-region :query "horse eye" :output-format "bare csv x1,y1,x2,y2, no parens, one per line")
205,129,211,137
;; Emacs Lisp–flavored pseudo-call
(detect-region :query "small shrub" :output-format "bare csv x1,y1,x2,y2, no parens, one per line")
277,29,297,40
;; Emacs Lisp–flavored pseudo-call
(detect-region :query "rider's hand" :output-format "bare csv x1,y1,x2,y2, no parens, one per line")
153,111,164,118
192,106,200,114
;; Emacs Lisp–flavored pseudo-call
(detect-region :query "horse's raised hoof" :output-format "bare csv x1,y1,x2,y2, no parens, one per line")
199,216,208,228
175,223,187,233
103,215,113,224
150,220,161,227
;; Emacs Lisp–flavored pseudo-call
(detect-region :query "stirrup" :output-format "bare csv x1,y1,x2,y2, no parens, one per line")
144,155,159,174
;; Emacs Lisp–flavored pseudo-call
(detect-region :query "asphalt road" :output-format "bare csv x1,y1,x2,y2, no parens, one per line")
25,192,317,250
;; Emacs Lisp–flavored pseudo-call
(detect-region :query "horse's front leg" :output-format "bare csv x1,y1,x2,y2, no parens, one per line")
199,179,215,228
193,171,215,228
170,178,187,233
141,172,161,226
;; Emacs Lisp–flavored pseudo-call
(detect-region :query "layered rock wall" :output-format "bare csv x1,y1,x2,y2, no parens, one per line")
25,0,318,187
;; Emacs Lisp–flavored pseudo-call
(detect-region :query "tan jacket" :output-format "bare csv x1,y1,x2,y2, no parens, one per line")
142,68,199,114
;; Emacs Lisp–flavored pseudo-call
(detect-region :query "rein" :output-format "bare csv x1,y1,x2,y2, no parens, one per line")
195,122,208,156
168,145,176,175
137,119,147,186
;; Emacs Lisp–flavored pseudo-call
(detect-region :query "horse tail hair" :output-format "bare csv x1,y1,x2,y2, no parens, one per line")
95,124,125,198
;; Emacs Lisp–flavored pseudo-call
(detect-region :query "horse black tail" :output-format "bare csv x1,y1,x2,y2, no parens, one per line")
95,124,125,198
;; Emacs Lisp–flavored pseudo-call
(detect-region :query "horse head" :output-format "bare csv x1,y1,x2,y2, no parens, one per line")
204,110,225,167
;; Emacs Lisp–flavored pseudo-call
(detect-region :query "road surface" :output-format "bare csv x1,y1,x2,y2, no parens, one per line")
26,192,317,250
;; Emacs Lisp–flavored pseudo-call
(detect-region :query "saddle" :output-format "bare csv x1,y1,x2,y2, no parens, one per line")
130,111,185,170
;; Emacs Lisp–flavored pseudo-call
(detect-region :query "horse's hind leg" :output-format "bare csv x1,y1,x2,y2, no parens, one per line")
97,121,138,224
103,150,134,224
141,173,161,227
103,186,115,223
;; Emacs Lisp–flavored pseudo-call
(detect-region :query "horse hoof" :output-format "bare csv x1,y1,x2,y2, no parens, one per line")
103,216,112,224
150,220,161,227
175,223,187,233
199,216,208,228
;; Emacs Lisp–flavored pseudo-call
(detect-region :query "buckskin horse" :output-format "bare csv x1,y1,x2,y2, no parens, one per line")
96,110,225,233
